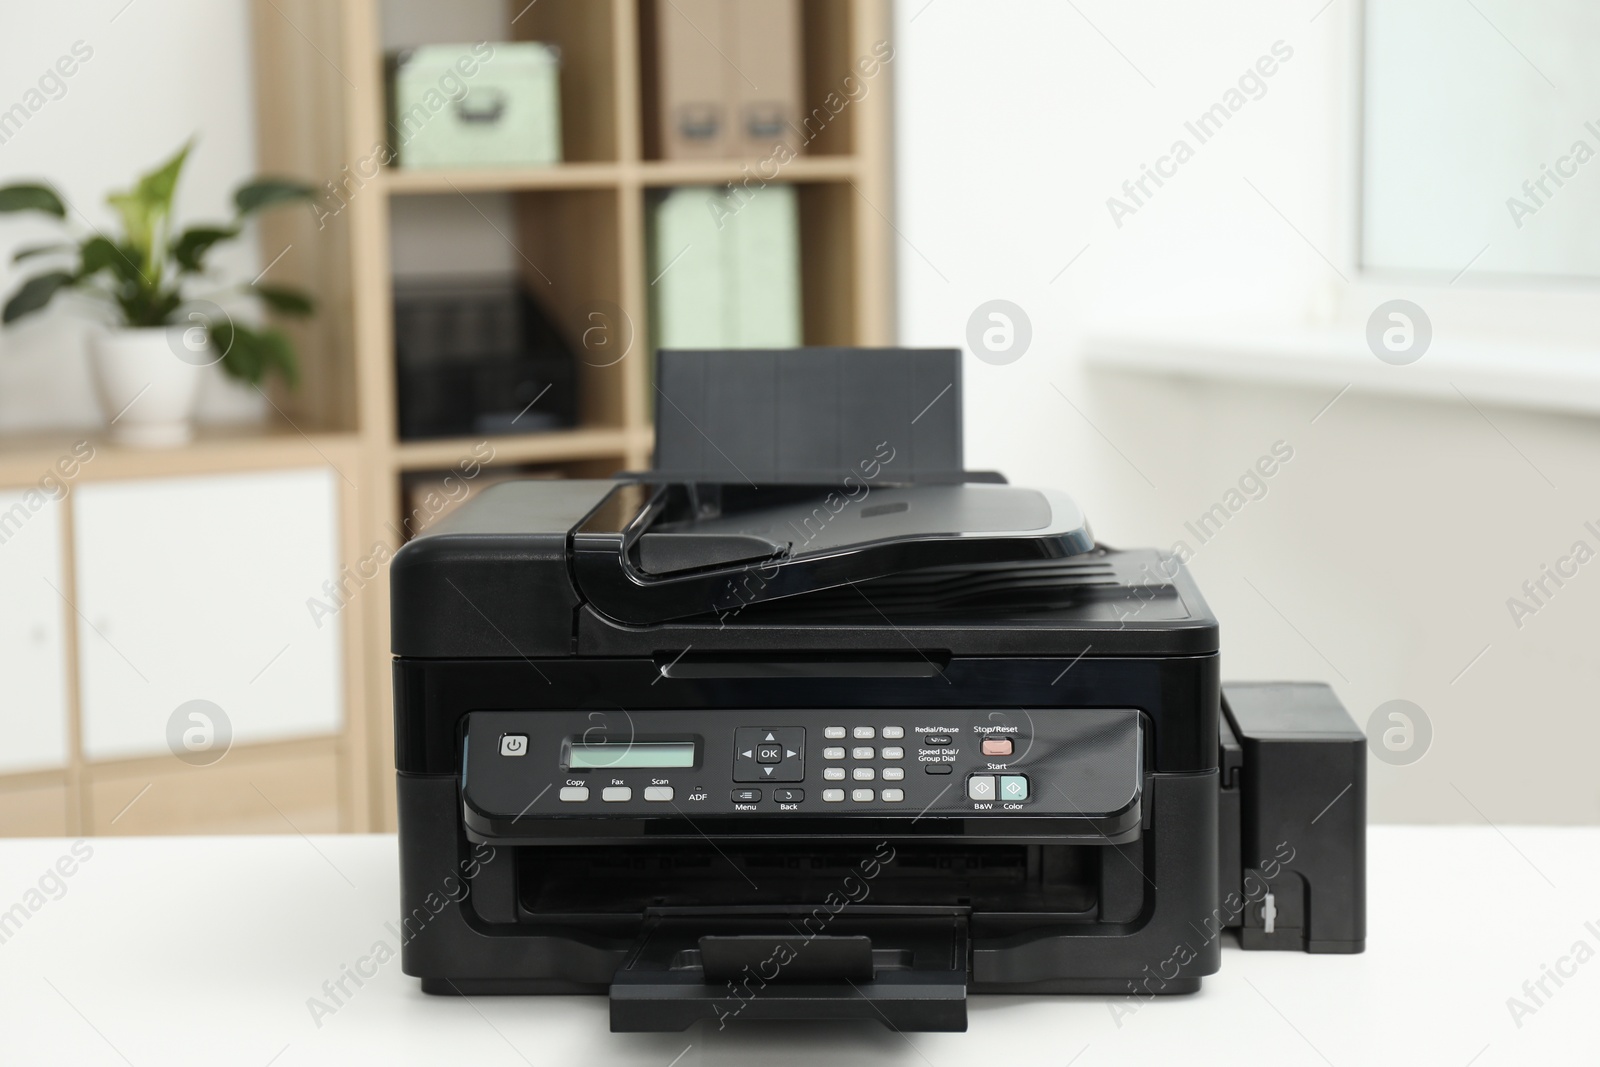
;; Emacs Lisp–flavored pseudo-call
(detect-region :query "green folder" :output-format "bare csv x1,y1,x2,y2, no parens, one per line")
650,184,801,350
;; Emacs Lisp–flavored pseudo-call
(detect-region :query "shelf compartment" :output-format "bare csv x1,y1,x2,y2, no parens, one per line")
798,180,861,345
637,178,863,354
512,187,636,430
801,0,879,158
508,0,621,163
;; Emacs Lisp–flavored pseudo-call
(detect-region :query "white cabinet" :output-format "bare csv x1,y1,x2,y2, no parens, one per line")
74,468,345,761
0,488,71,774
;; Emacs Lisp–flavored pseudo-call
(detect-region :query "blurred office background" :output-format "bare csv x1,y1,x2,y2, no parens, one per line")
0,0,1594,836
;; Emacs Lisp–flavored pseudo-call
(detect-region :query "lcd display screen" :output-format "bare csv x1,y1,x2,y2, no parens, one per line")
567,742,696,769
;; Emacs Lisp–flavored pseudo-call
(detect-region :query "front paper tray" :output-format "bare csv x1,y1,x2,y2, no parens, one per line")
609,912,970,1032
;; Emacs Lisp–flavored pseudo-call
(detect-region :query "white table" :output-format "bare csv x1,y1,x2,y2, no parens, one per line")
1,828,1595,1065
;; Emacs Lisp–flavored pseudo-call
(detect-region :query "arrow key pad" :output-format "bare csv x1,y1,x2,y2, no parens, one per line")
733,727,805,782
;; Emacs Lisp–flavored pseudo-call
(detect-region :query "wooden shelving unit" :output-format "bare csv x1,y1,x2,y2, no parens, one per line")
240,0,895,829
0,0,892,836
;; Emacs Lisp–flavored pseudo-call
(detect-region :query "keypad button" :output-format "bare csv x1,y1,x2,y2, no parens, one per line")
823,747,845,760
852,746,875,760
882,726,904,739
881,788,905,802
643,786,674,802
852,788,874,802
559,786,589,802
731,788,761,803
773,788,803,803
882,767,905,781
967,776,996,801
853,767,875,781
1000,775,1029,801
824,767,845,781
825,726,846,739
981,737,1015,757
602,786,632,802
853,726,875,740
822,788,845,802
882,746,904,760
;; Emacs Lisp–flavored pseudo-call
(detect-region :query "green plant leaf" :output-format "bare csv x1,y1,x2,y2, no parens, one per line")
79,236,146,287
256,326,300,388
3,271,77,324
13,243,74,263
136,140,193,211
0,184,67,218
172,225,239,272
107,140,193,268
234,178,314,216
212,320,300,389
211,320,253,382
252,284,315,317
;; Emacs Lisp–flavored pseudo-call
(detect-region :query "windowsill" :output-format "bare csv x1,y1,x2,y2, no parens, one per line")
1080,326,1600,417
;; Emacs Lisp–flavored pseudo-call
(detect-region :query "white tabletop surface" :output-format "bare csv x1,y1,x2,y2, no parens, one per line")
1,827,1596,1065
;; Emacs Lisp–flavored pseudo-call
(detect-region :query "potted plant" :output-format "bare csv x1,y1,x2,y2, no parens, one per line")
0,141,316,447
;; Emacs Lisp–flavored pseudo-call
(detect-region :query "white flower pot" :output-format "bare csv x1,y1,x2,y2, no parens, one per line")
88,326,208,447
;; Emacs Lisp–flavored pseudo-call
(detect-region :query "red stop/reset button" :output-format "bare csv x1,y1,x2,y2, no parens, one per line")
980,737,1014,757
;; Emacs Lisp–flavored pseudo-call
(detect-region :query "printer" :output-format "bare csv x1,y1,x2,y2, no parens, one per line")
391,348,1366,1032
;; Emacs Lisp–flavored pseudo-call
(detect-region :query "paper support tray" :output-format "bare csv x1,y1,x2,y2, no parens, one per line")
608,912,970,1032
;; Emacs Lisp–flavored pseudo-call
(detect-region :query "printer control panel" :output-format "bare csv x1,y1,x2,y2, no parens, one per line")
461,708,1142,832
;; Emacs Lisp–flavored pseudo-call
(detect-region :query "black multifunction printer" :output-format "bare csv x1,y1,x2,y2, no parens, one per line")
391,348,1366,1032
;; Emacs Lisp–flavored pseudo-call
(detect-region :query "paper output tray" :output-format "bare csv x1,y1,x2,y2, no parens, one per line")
609,912,970,1032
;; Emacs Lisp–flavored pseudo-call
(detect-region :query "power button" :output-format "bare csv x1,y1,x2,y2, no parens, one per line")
499,734,528,757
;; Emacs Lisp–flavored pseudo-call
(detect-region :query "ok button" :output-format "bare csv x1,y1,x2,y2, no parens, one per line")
756,744,783,764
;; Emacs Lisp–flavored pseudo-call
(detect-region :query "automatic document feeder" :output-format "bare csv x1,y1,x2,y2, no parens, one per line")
390,348,1366,1032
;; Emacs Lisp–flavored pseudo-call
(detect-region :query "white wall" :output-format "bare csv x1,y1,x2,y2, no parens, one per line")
0,0,264,431
896,0,1600,824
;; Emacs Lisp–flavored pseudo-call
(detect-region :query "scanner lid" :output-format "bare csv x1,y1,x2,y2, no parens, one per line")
567,347,1092,624
571,478,1095,625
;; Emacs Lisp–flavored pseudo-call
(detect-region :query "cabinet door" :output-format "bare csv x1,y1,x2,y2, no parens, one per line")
0,488,71,774
75,468,344,761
